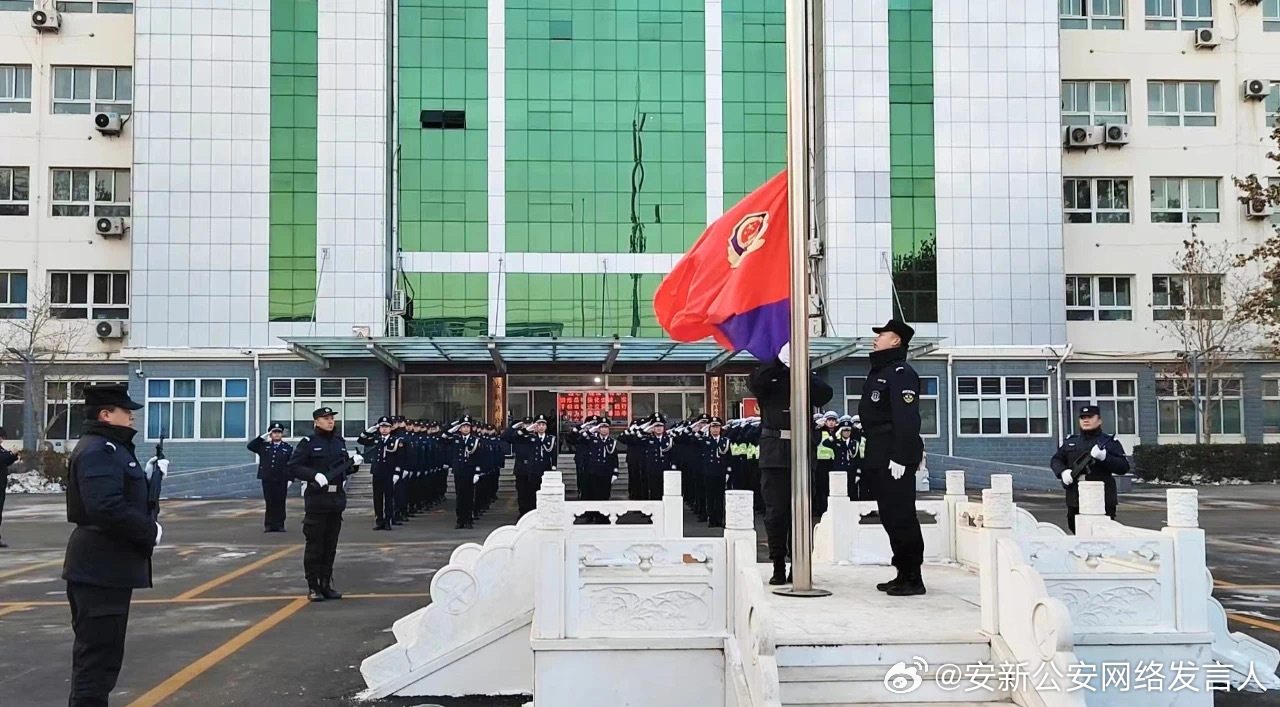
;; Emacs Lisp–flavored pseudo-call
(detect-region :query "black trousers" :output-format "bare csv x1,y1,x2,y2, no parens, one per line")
872,464,924,572
1066,505,1116,533
394,476,409,518
67,581,133,707
0,484,6,540
580,473,613,501
453,468,475,523
812,461,832,521
705,467,727,526
515,471,543,517
372,476,395,526
261,479,288,530
760,466,791,564
302,511,342,581
645,469,665,501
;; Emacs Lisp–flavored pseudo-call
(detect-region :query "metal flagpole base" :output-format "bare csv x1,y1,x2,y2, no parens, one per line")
771,587,832,598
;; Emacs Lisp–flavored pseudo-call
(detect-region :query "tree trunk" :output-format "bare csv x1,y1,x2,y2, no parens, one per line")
21,361,38,450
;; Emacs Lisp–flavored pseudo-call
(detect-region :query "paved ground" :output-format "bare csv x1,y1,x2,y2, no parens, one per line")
0,483,1277,705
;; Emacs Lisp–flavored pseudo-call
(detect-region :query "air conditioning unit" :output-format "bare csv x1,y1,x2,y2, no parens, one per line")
386,315,405,337
31,9,61,31
1246,197,1274,219
93,112,122,135
1066,125,1104,149
95,320,126,340
1193,27,1219,48
389,288,407,314
1104,123,1131,146
1243,79,1269,100
95,217,127,237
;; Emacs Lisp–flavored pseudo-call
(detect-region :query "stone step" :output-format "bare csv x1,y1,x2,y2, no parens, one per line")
776,641,992,669
787,702,1015,707
777,639,1004,705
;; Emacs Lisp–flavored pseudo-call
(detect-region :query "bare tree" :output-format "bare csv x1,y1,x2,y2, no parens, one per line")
1232,119,1280,355
0,286,92,450
1151,230,1259,443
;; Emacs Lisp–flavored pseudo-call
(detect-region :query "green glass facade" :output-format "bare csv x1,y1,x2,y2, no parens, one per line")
399,0,488,253
722,0,786,205
505,273,663,337
888,0,938,323
505,0,707,255
268,0,318,322
403,272,489,335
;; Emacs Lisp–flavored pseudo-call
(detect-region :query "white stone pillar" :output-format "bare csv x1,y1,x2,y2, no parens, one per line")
1076,480,1107,537
990,473,1013,495
662,470,683,536
533,483,567,640
979,487,1014,634
943,470,967,562
723,490,757,626
826,471,851,564
1164,489,1208,632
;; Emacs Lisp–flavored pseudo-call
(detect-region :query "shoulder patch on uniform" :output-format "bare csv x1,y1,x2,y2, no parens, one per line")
901,390,916,404
300,436,310,442
895,366,904,372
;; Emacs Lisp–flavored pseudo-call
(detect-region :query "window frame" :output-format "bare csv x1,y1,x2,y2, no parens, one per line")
1065,275,1135,321
843,375,940,437
54,1,134,13
0,64,32,113
1145,0,1212,30
1263,377,1280,439
1150,176,1220,224
1147,81,1217,127
1066,377,1140,442
956,376,1053,438
1060,0,1126,29
0,270,28,319
1265,82,1279,129
45,379,129,441
0,380,25,441
47,270,129,320
266,377,369,439
50,168,131,217
1063,177,1131,224
145,378,250,442
52,65,132,115
1152,273,1223,320
1266,0,1280,32
0,166,30,216
1061,80,1129,126
1156,376,1244,439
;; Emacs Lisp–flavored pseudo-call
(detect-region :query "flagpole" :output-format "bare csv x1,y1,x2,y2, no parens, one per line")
775,0,827,598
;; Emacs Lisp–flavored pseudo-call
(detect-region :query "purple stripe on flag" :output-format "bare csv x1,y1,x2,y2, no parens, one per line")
715,299,790,362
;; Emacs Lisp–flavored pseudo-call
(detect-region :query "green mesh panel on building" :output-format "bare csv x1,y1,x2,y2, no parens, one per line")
889,0,937,323
399,0,488,253
505,0,707,254
504,272,663,337
722,0,785,206
269,0,318,322
402,272,490,335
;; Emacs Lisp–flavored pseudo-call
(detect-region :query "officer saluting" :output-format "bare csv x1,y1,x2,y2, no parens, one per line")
358,416,404,531
286,406,359,602
247,422,292,532
1051,404,1130,533
62,384,158,707
503,414,557,518
860,319,926,597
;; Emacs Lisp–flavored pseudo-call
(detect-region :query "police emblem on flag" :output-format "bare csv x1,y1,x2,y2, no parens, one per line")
870,390,880,402
727,211,769,268
902,391,916,404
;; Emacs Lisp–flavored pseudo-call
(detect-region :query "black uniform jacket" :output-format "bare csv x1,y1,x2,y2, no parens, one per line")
286,427,353,513
247,436,293,481
1051,430,1129,509
858,347,924,469
747,358,835,469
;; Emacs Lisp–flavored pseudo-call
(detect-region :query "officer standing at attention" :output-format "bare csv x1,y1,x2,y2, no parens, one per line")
748,343,835,586
359,416,403,531
62,384,158,706
442,416,482,529
860,319,926,597
286,406,358,602
0,427,17,548
247,422,292,532
701,417,732,528
1051,404,1130,533
503,415,558,518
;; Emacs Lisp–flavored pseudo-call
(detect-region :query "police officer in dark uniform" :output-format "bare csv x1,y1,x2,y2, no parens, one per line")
442,416,482,529
1051,404,1130,533
286,406,358,602
860,319,927,597
701,417,732,527
579,419,619,522
62,384,157,707
359,416,404,531
748,344,835,586
247,422,292,532
503,414,558,517
0,427,17,548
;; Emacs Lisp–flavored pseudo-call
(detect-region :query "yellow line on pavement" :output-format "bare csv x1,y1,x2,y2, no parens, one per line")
1214,579,1240,588
1217,584,1280,590
0,560,61,580
0,604,33,617
171,545,300,600
0,591,431,608
1228,613,1280,635
127,597,310,707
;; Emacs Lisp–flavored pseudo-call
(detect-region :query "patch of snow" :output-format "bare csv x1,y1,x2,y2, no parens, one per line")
1137,475,1258,486
5,470,65,494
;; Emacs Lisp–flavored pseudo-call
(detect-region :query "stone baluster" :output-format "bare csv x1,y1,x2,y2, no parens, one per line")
979,487,1014,634
1164,488,1208,632
1075,480,1107,537
828,471,851,564
943,470,967,561
723,490,757,622
662,470,683,536
990,473,1013,495
533,482,567,640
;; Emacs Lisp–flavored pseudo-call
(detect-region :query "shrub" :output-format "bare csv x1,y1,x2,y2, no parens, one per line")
17,449,71,486
1132,444,1280,484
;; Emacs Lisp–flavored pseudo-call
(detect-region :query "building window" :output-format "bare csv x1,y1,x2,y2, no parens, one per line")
0,64,32,113
1063,177,1131,223
51,168,131,217
1147,81,1216,127
1068,379,1138,436
1150,177,1219,223
267,378,368,438
420,110,465,129
1060,0,1125,29
1145,0,1211,29
48,271,129,320
844,376,939,436
46,381,129,441
0,270,27,319
0,166,29,216
957,376,1051,437
1061,81,1128,125
1266,82,1279,128
0,381,24,440
1267,0,1280,31
1271,178,1280,225
1263,378,1280,436
54,1,133,12
1157,378,1242,437
146,379,249,440
1152,273,1223,320
52,66,132,115
0,1,37,10
1065,275,1133,321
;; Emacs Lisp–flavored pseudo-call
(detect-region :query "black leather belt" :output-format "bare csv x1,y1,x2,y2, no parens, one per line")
863,423,893,434
760,428,792,440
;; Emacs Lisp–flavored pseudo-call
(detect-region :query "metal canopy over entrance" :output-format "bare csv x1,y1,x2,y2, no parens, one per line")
281,336,941,371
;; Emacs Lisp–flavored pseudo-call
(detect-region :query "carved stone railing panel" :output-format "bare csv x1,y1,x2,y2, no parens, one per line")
955,500,985,568
564,538,727,638
1021,536,1177,632
730,542,782,707
838,500,950,565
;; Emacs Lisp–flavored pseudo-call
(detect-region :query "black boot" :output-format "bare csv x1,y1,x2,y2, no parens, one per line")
876,569,906,592
886,569,926,596
768,561,788,586
320,577,343,600
307,578,326,602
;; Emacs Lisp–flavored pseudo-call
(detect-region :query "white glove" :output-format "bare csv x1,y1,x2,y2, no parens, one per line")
392,474,400,483
889,461,906,480
473,474,480,483
1090,445,1106,461
612,474,619,483
1061,470,1074,485
778,342,791,368
350,453,364,466
314,472,328,487
144,457,157,479
260,432,272,440
551,466,557,471
157,459,169,477
155,522,164,545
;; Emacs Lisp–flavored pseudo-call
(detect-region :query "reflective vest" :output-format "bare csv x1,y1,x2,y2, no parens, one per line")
816,430,836,460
